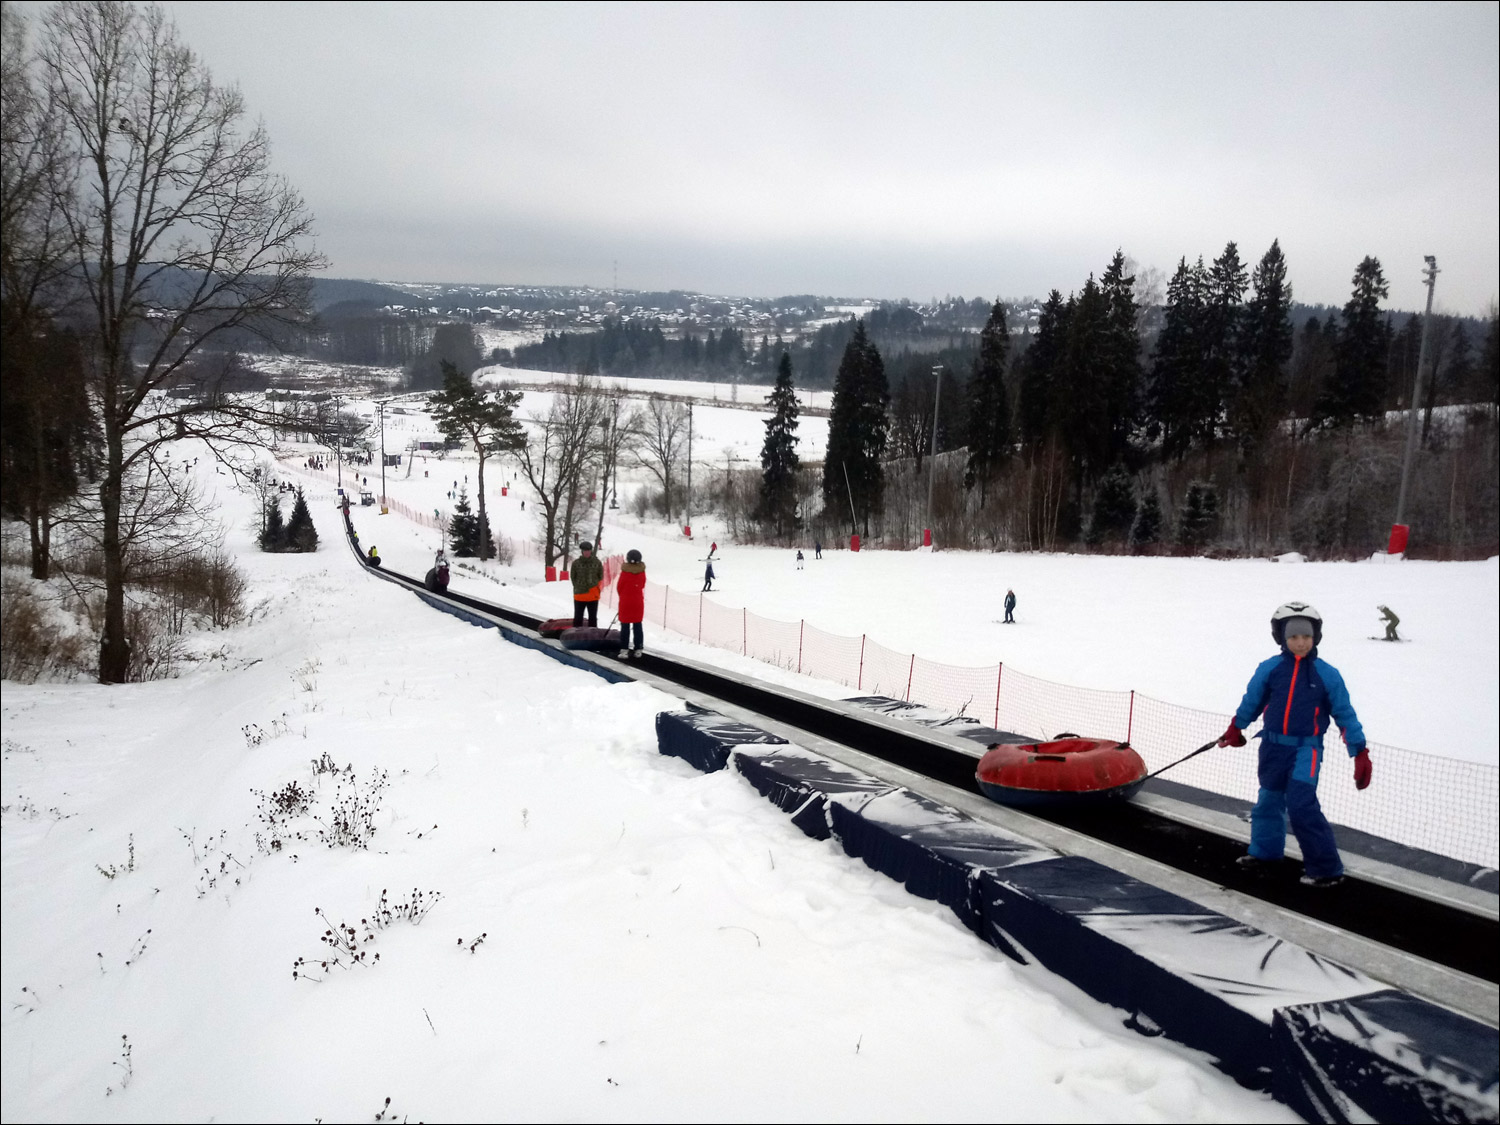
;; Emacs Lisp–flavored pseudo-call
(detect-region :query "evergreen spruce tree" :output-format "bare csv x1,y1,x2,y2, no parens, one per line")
1018,291,1066,451
428,360,524,560
963,301,1012,503
1482,308,1500,407
1200,242,1249,449
1098,251,1142,468
259,495,286,552
1087,464,1136,545
284,486,319,552
758,351,801,537
821,321,889,536
1230,240,1294,455
1060,276,1109,483
1131,488,1162,551
1178,480,1219,549
1147,258,1209,459
1318,256,1390,426
449,486,479,556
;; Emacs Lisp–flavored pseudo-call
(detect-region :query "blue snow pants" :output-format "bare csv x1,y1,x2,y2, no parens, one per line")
1249,735,1344,879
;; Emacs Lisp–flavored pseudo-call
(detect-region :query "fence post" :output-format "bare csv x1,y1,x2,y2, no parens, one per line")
905,654,915,701
1127,689,1135,744
742,607,747,655
797,620,804,674
994,663,1003,728
858,635,866,690
698,594,703,643
663,586,669,632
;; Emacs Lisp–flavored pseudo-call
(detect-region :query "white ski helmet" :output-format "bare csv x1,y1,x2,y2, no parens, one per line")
1271,601,1323,647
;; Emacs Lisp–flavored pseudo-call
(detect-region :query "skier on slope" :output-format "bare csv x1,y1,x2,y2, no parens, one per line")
702,559,715,592
1217,602,1371,888
1003,589,1017,624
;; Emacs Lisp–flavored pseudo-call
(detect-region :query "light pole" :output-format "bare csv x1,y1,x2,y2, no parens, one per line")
1391,256,1439,552
684,401,694,536
333,394,343,492
378,400,387,511
925,365,942,548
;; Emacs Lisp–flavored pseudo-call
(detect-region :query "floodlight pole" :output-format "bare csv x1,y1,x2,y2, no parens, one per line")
1394,257,1439,530
333,394,343,491
925,365,942,543
379,400,387,508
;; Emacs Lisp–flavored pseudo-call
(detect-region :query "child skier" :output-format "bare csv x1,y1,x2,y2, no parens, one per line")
1217,602,1372,887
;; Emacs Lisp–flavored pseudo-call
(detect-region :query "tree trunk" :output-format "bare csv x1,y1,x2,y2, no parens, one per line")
99,411,129,684
476,448,491,560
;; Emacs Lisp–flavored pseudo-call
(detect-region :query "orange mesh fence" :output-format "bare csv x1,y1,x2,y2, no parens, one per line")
621,581,1498,868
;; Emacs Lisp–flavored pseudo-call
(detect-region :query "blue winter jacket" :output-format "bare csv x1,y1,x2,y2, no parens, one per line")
1233,647,1366,753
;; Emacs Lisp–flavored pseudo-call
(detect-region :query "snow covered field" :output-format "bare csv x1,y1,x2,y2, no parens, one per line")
330,379,1499,769
1,446,1294,1122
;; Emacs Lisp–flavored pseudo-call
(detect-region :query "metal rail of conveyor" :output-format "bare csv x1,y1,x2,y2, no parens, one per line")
343,524,1498,1025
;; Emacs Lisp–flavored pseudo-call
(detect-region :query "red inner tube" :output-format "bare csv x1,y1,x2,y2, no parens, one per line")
977,738,1146,794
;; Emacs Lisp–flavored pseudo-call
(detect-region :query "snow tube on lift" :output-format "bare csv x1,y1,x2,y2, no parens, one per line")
976,737,1147,808
559,626,623,651
537,617,575,638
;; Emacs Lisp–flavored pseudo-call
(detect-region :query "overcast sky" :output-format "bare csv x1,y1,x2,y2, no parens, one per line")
150,1,1498,313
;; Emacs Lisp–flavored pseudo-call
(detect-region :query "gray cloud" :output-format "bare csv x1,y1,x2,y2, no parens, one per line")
155,1,1497,312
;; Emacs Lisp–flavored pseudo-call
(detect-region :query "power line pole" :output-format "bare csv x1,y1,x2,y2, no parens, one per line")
378,400,387,512
1392,256,1439,548
685,402,694,536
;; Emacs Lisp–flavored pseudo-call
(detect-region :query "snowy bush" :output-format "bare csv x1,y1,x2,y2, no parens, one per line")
292,887,442,981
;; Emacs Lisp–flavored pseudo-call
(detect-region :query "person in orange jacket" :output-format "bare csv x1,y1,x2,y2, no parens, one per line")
570,541,604,627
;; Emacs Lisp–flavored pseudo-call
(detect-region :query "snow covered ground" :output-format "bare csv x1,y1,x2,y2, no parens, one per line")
1,445,1294,1122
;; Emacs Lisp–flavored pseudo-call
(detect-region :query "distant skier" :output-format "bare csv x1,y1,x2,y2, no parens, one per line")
702,559,715,592
570,541,603,628
795,549,804,570
1003,589,1016,623
814,539,822,560
616,549,647,657
1377,604,1400,642
1217,602,1371,888
708,541,718,558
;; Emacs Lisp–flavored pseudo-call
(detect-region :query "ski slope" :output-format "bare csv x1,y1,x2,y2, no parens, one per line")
0,444,1292,1122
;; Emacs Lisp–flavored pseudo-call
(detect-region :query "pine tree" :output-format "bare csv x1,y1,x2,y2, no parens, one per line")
1098,252,1142,469
1087,464,1136,545
259,494,286,552
429,360,525,560
1482,308,1500,407
284,486,319,552
1318,257,1390,426
1178,480,1219,549
1018,291,1066,451
1230,240,1294,455
1060,276,1109,483
450,487,479,556
963,301,1011,503
822,321,889,536
1147,258,1209,459
1131,488,1162,550
758,351,801,537
1200,241,1249,449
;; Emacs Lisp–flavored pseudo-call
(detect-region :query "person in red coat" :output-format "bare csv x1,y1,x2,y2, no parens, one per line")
616,549,647,657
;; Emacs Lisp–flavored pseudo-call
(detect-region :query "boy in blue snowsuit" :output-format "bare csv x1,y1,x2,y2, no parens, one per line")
1217,602,1372,887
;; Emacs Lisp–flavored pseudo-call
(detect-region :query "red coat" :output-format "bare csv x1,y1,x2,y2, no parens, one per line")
616,562,647,623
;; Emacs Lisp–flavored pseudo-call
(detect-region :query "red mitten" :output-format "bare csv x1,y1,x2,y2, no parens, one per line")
1218,722,1246,748
1353,748,1372,790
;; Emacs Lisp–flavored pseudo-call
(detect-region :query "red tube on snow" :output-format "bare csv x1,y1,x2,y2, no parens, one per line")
976,737,1147,808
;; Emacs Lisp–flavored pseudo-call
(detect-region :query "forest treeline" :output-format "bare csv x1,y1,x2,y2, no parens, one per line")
727,245,1500,560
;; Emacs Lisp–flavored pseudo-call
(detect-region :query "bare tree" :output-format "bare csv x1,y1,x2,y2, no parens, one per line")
0,2,93,580
632,393,688,523
591,385,636,551
512,375,607,570
36,2,325,682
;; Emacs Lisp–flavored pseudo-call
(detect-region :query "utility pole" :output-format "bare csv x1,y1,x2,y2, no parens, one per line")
378,400,387,511
685,402,694,536
925,365,942,547
333,393,343,491
1392,256,1439,550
